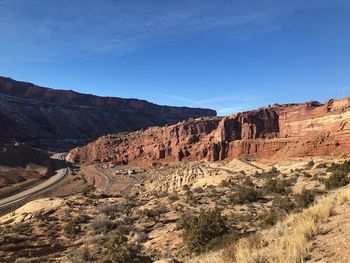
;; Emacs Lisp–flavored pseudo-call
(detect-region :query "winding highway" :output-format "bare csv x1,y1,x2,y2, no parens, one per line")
0,153,68,209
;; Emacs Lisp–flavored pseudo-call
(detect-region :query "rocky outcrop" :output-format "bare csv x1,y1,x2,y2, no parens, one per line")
0,76,216,150
67,97,350,166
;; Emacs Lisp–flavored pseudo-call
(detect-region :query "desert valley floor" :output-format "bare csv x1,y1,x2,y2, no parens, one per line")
1,154,350,263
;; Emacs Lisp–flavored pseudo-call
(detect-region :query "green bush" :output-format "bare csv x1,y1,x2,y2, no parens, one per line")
182,209,228,253
324,171,350,190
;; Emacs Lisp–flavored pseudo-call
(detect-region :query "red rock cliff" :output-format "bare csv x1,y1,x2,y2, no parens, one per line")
68,97,350,165
0,76,216,150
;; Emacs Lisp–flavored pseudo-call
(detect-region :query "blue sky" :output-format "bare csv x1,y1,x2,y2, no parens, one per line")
0,0,350,115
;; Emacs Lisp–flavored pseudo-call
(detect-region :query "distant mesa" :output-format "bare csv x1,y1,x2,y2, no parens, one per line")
0,76,216,150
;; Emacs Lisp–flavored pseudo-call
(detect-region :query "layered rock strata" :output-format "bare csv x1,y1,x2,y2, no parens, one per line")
67,97,350,165
0,76,216,150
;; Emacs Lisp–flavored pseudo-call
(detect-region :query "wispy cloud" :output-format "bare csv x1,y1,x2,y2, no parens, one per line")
0,0,336,61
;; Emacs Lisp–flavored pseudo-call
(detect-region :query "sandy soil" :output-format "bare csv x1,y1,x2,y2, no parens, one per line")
308,202,350,262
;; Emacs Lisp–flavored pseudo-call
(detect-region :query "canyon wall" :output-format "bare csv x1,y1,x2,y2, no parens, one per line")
0,76,216,150
67,97,350,165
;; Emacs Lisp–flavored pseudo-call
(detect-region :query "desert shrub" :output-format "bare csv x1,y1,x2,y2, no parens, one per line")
306,160,315,168
14,258,36,263
12,222,32,234
227,213,247,224
222,233,266,262
267,167,280,177
0,234,28,244
324,171,350,190
64,217,82,238
262,178,291,195
193,187,204,193
272,195,295,212
82,184,96,196
303,171,312,178
243,178,254,187
182,209,228,253
182,185,190,191
295,189,316,208
99,204,119,217
90,218,116,234
149,191,168,198
255,167,280,179
187,193,200,205
220,179,230,187
66,246,94,263
326,160,350,173
258,208,285,228
130,231,148,244
229,186,261,204
100,232,139,263
141,206,168,223
167,192,179,201
205,232,240,251
77,213,90,223
316,163,327,169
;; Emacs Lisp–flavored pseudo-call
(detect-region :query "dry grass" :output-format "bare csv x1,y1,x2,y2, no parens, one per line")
221,185,350,263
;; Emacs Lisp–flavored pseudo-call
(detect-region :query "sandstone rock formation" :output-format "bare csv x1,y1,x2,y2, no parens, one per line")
67,97,350,166
0,76,216,150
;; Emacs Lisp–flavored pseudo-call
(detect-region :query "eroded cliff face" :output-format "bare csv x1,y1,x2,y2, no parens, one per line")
0,76,216,150
68,97,350,166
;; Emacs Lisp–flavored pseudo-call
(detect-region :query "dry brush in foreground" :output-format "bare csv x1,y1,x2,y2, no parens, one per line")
222,185,350,263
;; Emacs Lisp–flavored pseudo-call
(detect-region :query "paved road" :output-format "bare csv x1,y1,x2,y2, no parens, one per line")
94,166,144,194
0,153,68,209
95,166,114,192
